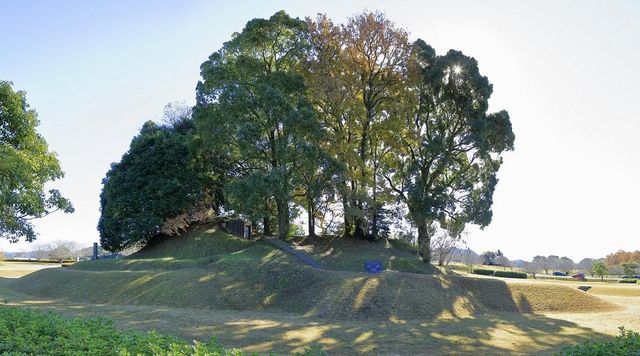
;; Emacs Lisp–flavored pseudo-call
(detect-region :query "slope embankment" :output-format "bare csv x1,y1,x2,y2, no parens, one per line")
8,225,620,321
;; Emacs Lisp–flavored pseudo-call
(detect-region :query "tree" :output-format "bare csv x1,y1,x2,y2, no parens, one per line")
304,12,410,240
494,256,511,268
547,255,561,271
0,81,74,242
622,262,638,277
48,240,79,266
558,256,575,274
577,258,595,276
532,255,551,275
430,223,465,267
592,261,608,281
605,250,640,266
522,262,538,278
383,39,515,262
98,115,217,252
481,250,503,265
195,11,319,240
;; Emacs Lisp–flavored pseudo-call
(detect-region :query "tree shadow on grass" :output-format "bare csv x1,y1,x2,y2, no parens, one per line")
0,274,615,355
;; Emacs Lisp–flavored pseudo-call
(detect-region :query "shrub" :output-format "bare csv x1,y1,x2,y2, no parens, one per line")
0,306,327,355
472,268,495,276
619,279,638,284
494,271,527,279
559,327,640,355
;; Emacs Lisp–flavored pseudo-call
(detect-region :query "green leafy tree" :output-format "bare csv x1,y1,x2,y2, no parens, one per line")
622,262,638,276
0,81,74,242
194,11,320,239
593,261,608,281
98,117,216,252
305,12,410,240
384,40,515,262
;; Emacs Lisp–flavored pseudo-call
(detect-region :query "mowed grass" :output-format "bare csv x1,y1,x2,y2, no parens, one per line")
288,235,435,274
0,261,60,278
2,225,631,354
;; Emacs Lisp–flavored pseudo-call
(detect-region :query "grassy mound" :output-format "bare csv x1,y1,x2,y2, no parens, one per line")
8,226,621,321
460,278,621,313
288,235,435,274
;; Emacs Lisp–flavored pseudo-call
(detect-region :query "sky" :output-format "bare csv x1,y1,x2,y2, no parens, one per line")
1,0,639,261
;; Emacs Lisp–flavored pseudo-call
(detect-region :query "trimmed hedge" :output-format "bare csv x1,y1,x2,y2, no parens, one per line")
619,279,639,284
494,271,527,279
472,268,495,276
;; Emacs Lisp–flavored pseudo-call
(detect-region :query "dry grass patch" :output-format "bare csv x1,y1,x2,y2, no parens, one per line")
455,276,621,313
0,261,59,278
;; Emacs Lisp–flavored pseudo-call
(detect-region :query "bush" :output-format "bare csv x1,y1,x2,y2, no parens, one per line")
494,271,527,279
0,306,327,355
0,306,237,355
472,268,495,276
619,279,638,284
559,327,640,355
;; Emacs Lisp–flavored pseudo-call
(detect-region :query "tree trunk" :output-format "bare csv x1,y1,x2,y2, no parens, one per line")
263,215,272,236
307,199,316,238
417,221,432,263
276,198,289,240
341,186,352,237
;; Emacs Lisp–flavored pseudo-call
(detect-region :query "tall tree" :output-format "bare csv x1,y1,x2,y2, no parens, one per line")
195,11,320,239
0,81,74,242
305,12,410,239
592,261,608,281
383,40,515,262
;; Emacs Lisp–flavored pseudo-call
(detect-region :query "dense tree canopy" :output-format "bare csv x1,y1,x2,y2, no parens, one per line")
99,10,514,263
0,81,73,242
194,11,322,239
98,116,221,251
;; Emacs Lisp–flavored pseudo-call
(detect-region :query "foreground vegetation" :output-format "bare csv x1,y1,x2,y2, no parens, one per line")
0,306,239,355
560,327,640,355
0,306,327,356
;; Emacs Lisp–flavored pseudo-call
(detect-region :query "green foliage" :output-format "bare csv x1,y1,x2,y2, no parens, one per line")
618,279,638,284
384,39,515,262
494,271,527,279
622,262,638,276
473,268,495,276
558,327,640,355
0,306,242,355
195,11,320,240
287,224,305,239
98,119,220,252
593,261,608,281
0,81,74,242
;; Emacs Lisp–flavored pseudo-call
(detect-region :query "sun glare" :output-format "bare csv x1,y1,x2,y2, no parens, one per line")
453,65,462,74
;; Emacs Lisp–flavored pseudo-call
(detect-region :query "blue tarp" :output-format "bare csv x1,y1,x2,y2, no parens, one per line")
364,260,384,273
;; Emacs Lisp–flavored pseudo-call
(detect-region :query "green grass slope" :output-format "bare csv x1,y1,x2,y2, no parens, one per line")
288,235,434,274
9,225,619,321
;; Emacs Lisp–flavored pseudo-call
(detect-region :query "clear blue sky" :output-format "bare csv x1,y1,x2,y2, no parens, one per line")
1,1,639,261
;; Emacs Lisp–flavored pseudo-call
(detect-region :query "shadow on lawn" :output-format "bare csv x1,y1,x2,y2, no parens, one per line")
0,275,612,355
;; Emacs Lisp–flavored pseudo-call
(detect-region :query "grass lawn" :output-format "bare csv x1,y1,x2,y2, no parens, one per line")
1,225,637,354
287,235,436,274
0,261,60,278
0,277,614,355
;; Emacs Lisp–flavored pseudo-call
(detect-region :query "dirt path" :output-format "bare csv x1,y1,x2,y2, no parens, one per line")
0,277,613,355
